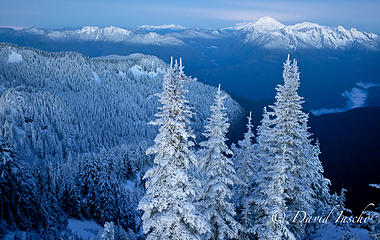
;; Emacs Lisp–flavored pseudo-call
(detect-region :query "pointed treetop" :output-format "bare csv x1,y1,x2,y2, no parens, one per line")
170,56,173,69
247,111,253,129
292,58,299,74
259,106,272,125
284,54,292,72
246,110,253,135
139,56,209,239
218,83,221,92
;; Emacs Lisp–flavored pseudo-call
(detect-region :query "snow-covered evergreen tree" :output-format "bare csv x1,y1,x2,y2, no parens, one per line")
253,55,331,239
0,137,18,223
0,119,34,230
31,160,66,237
198,84,240,240
55,154,82,219
277,57,330,238
233,111,255,199
138,58,209,240
253,107,295,240
232,111,256,239
329,188,351,221
253,106,273,171
308,140,332,215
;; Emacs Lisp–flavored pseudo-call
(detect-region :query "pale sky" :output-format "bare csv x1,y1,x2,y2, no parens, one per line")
1,0,380,33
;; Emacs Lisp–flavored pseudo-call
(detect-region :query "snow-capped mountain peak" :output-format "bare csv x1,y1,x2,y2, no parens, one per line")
102,26,131,35
79,26,100,34
42,26,184,46
234,16,285,32
252,16,286,32
75,26,132,41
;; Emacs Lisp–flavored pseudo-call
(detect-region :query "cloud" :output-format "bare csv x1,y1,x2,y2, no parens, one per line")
311,87,368,116
342,87,368,109
311,81,380,116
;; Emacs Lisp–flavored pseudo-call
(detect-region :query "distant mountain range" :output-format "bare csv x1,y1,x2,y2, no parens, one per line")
1,17,380,113
1,17,379,50
227,16,379,50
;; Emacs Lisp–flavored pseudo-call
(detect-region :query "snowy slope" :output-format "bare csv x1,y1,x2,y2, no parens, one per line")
312,224,371,240
0,43,242,162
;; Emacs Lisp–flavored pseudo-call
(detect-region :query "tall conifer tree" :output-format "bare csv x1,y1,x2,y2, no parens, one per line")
253,55,331,239
232,112,256,239
138,58,209,240
198,84,240,240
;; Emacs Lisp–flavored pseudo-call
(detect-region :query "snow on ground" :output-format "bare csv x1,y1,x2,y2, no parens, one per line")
118,70,127,78
7,51,23,63
92,71,102,86
313,224,371,240
129,65,158,80
67,218,103,240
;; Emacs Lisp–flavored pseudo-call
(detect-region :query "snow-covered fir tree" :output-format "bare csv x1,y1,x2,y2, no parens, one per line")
329,188,351,223
278,57,331,238
0,118,35,230
233,111,255,199
138,58,209,240
31,160,66,237
253,55,331,239
253,107,296,240
307,139,332,216
0,135,18,223
231,111,256,239
198,84,240,240
54,154,82,219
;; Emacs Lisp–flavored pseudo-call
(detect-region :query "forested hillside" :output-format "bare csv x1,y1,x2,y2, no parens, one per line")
0,43,242,239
